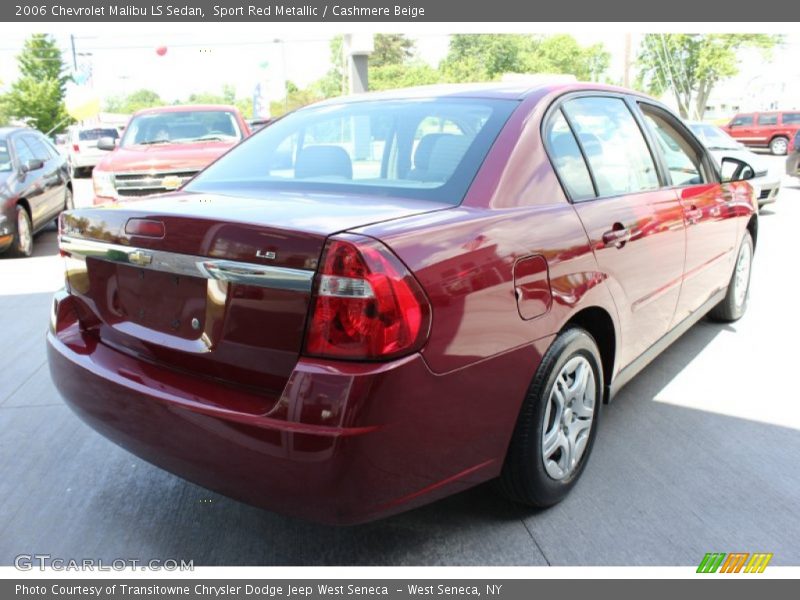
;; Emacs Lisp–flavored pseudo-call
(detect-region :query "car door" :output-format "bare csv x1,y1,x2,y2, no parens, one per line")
10,135,49,226
22,133,64,223
754,112,778,146
552,95,687,368
637,102,739,325
728,114,756,146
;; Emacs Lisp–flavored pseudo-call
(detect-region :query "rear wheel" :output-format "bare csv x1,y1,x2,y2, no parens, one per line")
6,205,33,258
769,136,789,156
709,231,753,322
498,327,603,507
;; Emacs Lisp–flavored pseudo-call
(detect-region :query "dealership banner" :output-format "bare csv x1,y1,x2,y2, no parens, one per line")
5,580,800,600
3,0,800,21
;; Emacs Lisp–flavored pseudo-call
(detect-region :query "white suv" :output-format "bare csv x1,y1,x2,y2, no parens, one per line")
67,126,120,177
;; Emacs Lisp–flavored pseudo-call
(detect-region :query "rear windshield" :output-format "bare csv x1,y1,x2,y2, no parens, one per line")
78,128,119,141
121,110,242,147
186,98,518,204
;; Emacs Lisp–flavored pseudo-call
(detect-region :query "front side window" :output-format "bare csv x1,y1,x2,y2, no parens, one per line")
187,98,517,204
13,138,35,166
120,110,242,147
641,108,707,187
757,114,778,126
23,135,53,161
561,96,659,197
544,109,595,201
731,115,754,127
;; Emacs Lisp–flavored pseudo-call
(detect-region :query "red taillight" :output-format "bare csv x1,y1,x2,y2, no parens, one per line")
72,144,80,153
304,235,431,360
125,218,165,238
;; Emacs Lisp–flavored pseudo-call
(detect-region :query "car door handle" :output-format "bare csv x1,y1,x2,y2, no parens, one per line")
685,206,703,225
602,224,631,248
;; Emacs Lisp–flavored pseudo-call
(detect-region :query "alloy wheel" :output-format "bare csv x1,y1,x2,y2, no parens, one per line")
541,355,596,481
733,238,752,308
17,209,32,255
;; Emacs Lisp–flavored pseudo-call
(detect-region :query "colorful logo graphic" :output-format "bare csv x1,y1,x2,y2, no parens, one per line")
697,552,773,573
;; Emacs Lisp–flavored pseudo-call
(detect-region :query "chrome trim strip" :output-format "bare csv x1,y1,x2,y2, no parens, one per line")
59,236,314,292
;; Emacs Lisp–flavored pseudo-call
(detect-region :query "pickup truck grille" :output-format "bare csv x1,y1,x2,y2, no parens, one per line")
113,170,198,197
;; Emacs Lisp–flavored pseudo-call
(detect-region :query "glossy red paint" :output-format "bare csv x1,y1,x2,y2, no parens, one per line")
48,83,757,523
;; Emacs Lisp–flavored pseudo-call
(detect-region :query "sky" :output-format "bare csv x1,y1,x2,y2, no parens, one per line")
0,25,797,116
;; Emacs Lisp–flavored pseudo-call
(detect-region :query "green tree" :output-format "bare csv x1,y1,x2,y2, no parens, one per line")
637,34,781,119
270,80,321,117
440,34,610,83
104,89,164,113
312,35,346,99
2,34,72,133
369,62,441,91
186,84,237,105
371,34,415,68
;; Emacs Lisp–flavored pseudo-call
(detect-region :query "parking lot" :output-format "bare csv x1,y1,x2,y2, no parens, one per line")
1,161,799,566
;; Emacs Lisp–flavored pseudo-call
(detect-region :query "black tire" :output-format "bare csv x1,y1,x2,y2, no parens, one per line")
64,186,74,211
498,327,603,507
769,136,789,156
709,231,753,322
6,205,33,258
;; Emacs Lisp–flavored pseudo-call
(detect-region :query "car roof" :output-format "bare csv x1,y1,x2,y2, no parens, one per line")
0,126,35,140
132,104,238,116
310,81,648,108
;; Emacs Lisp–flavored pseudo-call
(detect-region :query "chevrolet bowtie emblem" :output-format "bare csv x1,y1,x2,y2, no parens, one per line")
128,250,153,266
161,175,183,190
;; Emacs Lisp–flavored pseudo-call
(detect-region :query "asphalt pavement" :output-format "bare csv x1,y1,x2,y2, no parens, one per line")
1,162,799,566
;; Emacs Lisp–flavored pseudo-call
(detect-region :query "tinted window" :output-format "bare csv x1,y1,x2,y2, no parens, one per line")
545,110,595,201
23,135,52,161
562,97,659,197
0,142,11,172
757,114,778,126
642,109,707,186
13,138,35,166
78,128,119,141
187,98,517,205
731,115,753,127
121,110,242,146
782,112,800,125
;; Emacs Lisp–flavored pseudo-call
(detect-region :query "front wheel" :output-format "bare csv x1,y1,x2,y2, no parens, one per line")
6,205,33,258
498,327,603,507
709,231,753,322
770,136,789,156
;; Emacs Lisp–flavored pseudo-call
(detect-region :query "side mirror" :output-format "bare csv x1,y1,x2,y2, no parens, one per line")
21,158,44,173
720,156,755,182
97,136,117,151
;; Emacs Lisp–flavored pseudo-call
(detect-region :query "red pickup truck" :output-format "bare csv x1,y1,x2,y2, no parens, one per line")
722,110,800,155
92,104,250,203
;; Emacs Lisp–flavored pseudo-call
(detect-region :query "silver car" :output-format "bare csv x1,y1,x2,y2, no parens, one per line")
67,126,120,177
688,121,781,209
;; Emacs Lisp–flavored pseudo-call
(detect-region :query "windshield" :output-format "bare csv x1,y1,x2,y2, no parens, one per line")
186,98,517,204
78,128,119,141
0,143,11,172
120,110,242,147
689,123,741,150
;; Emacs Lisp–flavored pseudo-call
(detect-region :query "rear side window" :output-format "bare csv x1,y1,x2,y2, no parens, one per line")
782,112,800,125
730,115,753,127
544,110,595,201
757,114,778,126
562,96,659,197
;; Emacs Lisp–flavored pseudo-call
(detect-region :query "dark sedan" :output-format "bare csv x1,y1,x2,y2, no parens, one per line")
0,127,72,258
49,83,758,523
787,130,800,178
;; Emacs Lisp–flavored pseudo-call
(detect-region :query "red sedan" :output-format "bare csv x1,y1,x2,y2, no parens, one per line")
47,83,758,524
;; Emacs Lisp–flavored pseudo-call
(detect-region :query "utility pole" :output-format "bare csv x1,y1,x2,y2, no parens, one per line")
623,33,631,88
70,34,77,71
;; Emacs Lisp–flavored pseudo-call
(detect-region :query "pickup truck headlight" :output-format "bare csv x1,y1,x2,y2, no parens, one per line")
93,170,116,199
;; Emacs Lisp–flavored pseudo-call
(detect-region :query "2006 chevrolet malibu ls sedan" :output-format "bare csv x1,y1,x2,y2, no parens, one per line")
48,83,758,524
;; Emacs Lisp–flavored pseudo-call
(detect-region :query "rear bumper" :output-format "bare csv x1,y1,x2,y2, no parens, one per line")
47,294,547,524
